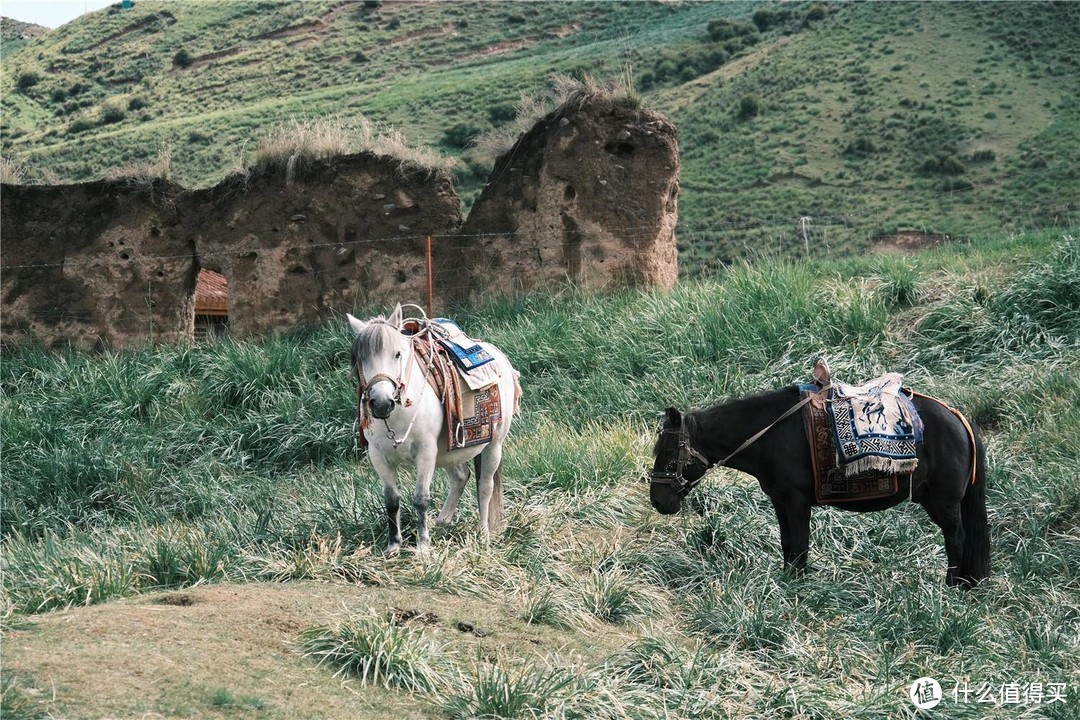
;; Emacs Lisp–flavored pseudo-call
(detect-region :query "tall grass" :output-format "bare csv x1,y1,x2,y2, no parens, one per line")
2,229,1078,715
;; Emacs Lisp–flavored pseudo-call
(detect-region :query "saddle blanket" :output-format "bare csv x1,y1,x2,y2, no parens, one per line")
413,336,503,451
800,372,923,504
829,373,923,477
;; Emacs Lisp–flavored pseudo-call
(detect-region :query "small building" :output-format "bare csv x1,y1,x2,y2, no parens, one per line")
193,268,228,342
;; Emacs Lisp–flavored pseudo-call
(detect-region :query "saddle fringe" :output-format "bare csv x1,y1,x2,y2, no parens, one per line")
843,455,918,478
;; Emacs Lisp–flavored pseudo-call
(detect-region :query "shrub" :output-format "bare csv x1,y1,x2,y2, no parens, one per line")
736,95,760,120
128,97,147,111
488,102,516,124
442,122,483,149
172,49,194,68
918,153,966,176
69,118,95,134
805,4,829,22
50,88,68,103
752,8,780,31
707,18,756,42
16,71,40,92
843,136,877,157
99,105,125,125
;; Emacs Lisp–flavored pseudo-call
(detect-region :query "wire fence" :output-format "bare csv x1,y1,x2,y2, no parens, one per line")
3,201,1076,338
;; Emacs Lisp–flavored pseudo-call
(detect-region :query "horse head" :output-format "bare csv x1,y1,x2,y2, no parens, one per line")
649,407,710,514
347,304,412,420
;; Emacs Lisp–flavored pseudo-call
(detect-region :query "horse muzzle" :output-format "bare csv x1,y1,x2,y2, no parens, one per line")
369,396,396,419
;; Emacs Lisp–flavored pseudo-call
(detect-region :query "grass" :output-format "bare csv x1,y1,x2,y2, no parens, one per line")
299,610,445,691
1,227,1078,717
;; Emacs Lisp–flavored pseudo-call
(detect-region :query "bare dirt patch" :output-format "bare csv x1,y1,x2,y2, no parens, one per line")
871,231,947,254
2,581,635,719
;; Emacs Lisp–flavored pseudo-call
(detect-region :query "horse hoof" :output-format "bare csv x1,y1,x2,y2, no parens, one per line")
434,516,452,528
384,543,401,556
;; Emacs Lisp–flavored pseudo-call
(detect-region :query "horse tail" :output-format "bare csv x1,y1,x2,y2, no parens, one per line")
959,426,991,585
473,455,504,531
489,460,504,530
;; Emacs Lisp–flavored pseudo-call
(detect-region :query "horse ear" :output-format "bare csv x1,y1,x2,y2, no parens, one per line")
346,313,367,337
664,407,682,428
388,303,403,328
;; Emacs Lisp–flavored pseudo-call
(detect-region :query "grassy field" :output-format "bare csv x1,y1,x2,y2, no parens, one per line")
2,1,1078,267
2,228,1078,718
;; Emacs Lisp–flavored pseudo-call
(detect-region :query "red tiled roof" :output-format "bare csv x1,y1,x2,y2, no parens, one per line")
195,269,228,314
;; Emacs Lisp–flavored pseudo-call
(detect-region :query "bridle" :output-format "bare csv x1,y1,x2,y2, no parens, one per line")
353,322,428,448
649,423,713,496
649,384,831,495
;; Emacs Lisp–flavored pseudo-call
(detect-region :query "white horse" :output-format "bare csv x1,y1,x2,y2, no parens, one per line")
346,304,519,554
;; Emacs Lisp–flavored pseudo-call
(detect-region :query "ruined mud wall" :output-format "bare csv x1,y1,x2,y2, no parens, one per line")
1,98,680,350
183,155,461,339
0,180,197,349
1,154,461,349
447,92,679,302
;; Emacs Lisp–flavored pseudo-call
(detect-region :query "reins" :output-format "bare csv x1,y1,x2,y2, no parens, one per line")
718,383,831,467
656,384,831,492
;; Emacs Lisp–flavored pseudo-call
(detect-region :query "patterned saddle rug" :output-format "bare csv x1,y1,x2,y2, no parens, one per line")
801,368,924,504
413,335,505,451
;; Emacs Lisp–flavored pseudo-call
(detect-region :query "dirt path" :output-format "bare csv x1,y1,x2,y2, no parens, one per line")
4,580,632,719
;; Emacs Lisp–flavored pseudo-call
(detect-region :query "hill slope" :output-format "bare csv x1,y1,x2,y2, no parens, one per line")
2,1,1078,267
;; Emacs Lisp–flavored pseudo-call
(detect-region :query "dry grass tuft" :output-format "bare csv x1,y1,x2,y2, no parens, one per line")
251,116,452,183
104,141,173,183
1,156,26,185
472,73,635,160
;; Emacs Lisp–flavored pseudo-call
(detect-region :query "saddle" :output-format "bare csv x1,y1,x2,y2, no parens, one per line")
802,358,923,504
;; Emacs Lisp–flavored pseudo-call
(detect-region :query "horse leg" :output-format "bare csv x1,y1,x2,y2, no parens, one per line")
920,499,966,587
413,449,438,552
435,462,470,528
769,493,811,574
370,454,403,555
476,442,504,538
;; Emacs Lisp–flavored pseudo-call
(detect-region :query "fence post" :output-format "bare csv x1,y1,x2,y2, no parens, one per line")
425,235,434,318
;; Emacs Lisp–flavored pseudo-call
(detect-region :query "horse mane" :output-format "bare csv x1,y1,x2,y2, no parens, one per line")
351,317,405,367
692,384,800,418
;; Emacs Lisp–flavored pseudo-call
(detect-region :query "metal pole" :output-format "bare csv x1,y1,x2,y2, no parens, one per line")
425,235,434,318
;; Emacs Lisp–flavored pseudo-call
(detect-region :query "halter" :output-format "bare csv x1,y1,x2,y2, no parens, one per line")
650,424,713,495
354,321,428,448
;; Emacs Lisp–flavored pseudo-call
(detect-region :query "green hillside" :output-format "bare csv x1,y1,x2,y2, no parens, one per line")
2,1,1078,268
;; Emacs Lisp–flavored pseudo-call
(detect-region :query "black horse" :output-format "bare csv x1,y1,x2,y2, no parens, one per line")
649,386,990,587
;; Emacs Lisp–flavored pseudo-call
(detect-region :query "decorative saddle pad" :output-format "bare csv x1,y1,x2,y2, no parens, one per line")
413,337,503,451
800,373,923,504
830,373,923,476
